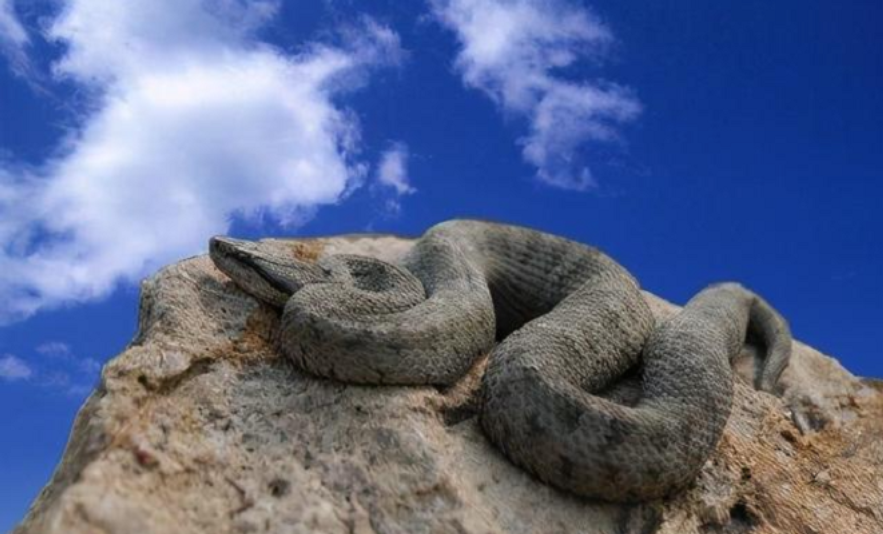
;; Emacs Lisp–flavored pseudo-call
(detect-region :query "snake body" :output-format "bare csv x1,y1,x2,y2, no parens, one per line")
209,219,791,501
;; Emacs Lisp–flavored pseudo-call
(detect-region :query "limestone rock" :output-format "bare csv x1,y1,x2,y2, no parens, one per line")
14,235,883,534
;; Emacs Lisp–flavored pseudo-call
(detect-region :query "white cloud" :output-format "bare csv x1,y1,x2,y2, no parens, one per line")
0,354,32,380
33,341,101,394
36,341,72,358
377,142,414,196
0,0,26,46
0,0,403,322
78,357,101,375
41,370,72,390
0,0,30,74
430,0,640,189
374,143,414,214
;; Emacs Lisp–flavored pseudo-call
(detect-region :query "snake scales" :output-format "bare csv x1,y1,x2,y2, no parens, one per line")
209,219,792,501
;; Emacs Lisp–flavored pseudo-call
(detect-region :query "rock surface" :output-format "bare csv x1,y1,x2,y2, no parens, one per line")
14,235,883,534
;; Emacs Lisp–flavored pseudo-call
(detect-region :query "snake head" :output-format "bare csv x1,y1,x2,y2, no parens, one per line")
209,236,330,308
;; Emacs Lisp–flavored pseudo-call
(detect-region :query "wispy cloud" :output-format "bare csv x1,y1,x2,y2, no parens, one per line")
0,354,32,380
36,341,72,358
0,0,403,322
377,143,414,195
78,356,101,375
0,0,30,75
34,341,101,396
375,142,415,213
430,0,640,190
0,342,102,395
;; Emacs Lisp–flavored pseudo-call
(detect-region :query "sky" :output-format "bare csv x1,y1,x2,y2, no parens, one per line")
0,0,880,529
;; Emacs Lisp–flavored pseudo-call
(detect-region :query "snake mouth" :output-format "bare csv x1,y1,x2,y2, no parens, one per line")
209,236,295,306
210,236,266,280
210,236,256,262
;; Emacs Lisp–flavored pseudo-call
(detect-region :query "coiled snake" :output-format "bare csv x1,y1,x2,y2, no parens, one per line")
209,219,791,501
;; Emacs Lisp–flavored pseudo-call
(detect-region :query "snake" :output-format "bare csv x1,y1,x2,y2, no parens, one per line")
209,219,791,502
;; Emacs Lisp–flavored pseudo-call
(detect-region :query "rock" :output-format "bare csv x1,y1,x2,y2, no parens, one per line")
13,235,883,534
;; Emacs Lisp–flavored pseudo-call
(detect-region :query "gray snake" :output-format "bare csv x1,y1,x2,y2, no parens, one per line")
209,219,791,501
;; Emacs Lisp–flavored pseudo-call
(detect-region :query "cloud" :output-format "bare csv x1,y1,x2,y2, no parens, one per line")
430,0,640,189
36,341,72,358
374,143,414,214
0,0,403,322
0,341,103,395
378,141,414,191
32,341,101,395
0,0,27,47
1,346,95,394
0,354,32,380
0,0,30,75
78,357,101,375
38,341,102,379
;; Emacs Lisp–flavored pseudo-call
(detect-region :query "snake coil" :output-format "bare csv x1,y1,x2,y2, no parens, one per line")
210,219,791,501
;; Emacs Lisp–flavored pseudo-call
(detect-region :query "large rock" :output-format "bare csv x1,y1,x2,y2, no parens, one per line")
14,235,883,534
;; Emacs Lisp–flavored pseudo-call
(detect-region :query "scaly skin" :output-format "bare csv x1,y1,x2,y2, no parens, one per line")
209,219,791,501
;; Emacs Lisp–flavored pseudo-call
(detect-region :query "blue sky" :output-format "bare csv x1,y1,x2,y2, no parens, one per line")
0,0,880,529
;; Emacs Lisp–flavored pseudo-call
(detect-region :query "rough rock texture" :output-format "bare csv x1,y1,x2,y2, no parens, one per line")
14,235,883,534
